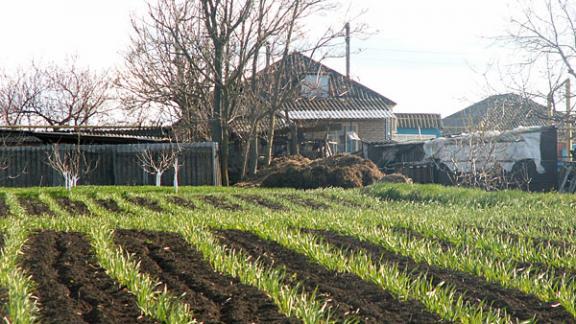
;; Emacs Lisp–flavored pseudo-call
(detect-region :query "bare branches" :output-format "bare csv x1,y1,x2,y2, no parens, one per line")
47,144,98,190
0,59,113,128
137,148,179,186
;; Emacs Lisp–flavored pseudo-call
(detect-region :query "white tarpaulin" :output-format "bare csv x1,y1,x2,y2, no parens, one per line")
423,126,545,174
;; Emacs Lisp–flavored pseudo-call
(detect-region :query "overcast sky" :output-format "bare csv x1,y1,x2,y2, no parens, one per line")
0,0,520,117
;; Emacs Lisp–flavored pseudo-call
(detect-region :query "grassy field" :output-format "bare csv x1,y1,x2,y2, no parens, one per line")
0,184,574,323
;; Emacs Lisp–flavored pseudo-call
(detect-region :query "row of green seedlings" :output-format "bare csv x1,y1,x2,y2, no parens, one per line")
155,196,511,323
0,191,342,323
363,182,576,209
361,200,576,273
309,208,576,317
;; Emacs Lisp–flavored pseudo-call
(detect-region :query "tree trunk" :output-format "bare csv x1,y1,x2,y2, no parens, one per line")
220,123,230,186
289,123,299,155
265,112,276,165
155,172,162,186
173,157,179,193
240,139,251,179
249,134,259,176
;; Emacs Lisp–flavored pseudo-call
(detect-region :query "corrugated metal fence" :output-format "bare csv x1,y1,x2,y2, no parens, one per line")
0,142,220,187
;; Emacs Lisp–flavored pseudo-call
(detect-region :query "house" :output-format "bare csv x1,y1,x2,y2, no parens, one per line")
277,52,397,156
442,93,572,160
393,113,442,142
442,94,549,134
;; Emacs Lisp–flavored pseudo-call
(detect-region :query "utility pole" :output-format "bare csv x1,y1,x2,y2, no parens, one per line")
567,78,572,161
345,22,350,83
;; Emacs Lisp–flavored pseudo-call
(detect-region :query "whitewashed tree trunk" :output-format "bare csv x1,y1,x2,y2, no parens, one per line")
155,171,163,186
173,157,179,193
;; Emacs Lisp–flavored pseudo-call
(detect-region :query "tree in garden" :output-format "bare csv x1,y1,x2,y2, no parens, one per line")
0,59,113,127
119,0,349,185
47,144,97,191
137,148,179,187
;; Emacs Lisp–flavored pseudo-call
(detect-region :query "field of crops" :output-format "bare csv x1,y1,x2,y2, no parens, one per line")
0,183,574,323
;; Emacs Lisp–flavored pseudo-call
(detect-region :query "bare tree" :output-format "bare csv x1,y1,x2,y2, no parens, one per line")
121,0,344,185
502,0,576,154
0,59,113,127
47,144,97,191
0,68,43,125
137,148,179,186
30,59,113,127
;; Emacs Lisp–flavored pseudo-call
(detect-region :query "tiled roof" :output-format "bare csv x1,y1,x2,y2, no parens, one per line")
442,94,549,133
276,52,395,120
395,113,442,129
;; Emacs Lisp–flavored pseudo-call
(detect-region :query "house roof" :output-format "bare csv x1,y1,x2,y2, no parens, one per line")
277,52,396,121
442,94,549,133
395,113,442,129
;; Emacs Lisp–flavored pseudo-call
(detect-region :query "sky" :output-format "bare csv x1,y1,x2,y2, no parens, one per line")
0,0,521,117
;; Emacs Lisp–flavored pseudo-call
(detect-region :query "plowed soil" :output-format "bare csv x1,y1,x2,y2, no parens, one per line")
21,230,156,324
214,229,441,323
0,195,9,218
280,194,329,210
389,226,454,251
201,195,242,211
0,236,7,321
17,196,54,216
94,198,124,214
318,193,365,208
306,229,574,323
234,195,288,211
54,196,91,216
114,230,297,323
124,195,163,213
166,196,196,209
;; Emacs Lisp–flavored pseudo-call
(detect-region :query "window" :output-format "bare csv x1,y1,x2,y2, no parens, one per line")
344,123,360,152
301,73,329,98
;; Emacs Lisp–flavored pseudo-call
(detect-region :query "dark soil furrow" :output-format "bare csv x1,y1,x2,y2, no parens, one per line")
214,229,440,323
54,196,91,216
123,195,164,213
389,226,454,251
280,194,329,210
114,230,297,323
21,230,156,324
17,196,54,216
318,193,365,208
234,195,288,211
166,196,196,210
94,198,124,214
0,236,6,321
0,195,9,218
201,195,242,211
306,229,574,323
459,225,574,252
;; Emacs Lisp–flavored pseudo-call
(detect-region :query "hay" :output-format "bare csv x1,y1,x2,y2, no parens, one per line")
238,154,383,189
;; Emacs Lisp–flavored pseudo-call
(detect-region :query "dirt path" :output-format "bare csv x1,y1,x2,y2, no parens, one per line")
21,230,156,324
307,229,574,323
114,230,297,324
214,229,441,323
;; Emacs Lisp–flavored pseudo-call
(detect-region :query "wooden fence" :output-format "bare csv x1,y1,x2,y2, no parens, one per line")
0,142,220,187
